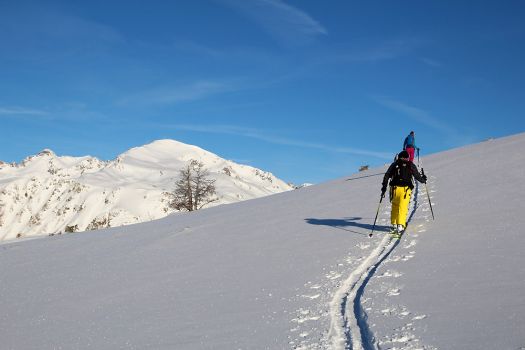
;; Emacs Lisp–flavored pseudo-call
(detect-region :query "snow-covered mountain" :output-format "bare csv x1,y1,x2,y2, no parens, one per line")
0,139,293,241
1,132,524,349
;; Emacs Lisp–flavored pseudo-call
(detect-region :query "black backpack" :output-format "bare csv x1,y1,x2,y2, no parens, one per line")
390,160,414,188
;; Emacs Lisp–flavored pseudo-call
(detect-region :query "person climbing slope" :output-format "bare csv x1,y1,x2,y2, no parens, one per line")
381,150,427,234
403,131,419,163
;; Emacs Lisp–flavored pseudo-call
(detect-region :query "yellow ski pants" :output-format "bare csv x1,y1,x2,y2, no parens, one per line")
391,186,412,227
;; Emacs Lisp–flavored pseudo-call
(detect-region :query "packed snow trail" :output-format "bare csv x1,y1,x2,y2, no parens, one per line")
328,183,421,350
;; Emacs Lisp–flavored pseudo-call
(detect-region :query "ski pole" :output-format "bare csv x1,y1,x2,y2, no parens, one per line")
421,169,435,220
417,148,420,167
369,194,384,237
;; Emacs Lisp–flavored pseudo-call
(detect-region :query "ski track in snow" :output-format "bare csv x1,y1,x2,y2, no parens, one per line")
326,180,430,350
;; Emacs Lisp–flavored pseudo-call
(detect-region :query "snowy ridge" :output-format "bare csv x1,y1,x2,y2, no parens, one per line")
0,139,293,240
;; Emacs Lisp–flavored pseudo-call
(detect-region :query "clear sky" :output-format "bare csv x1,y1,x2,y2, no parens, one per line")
1,0,524,184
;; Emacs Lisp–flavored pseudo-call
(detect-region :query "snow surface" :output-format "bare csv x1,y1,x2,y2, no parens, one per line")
1,133,525,349
0,139,293,241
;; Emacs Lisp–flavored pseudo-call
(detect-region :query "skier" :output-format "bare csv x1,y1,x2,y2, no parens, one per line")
381,150,427,233
403,131,419,162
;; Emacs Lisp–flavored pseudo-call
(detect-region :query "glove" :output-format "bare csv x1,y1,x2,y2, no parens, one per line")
421,174,427,183
381,186,387,197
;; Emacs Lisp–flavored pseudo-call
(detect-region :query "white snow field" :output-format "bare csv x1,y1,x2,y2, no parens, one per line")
0,139,293,241
1,133,525,349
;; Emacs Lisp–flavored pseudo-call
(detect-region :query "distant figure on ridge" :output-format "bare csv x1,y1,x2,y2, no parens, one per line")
381,150,427,234
403,131,419,162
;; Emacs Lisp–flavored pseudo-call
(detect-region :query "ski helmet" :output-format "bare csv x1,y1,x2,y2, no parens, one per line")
398,150,409,159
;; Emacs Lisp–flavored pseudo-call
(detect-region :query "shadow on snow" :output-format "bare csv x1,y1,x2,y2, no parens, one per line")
304,217,391,236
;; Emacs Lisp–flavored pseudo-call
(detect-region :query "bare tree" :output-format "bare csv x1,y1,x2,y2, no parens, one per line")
172,159,217,211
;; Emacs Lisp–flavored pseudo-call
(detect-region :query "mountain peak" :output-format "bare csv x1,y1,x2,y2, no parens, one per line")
120,139,220,164
142,139,210,153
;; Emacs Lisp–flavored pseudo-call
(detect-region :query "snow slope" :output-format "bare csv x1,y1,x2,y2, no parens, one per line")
0,139,293,241
1,133,524,349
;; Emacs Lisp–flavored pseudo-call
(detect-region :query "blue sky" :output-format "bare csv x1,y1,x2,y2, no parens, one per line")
1,0,524,184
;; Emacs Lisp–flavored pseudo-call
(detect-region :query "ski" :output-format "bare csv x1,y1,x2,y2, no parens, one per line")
390,232,402,239
389,229,401,239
